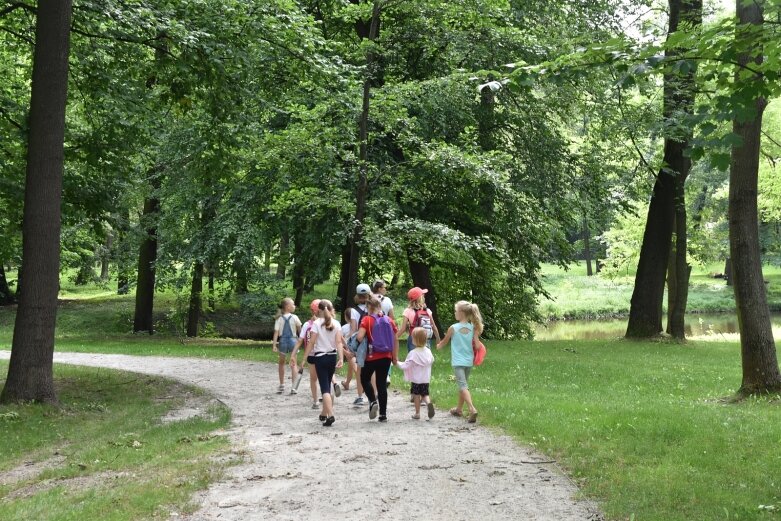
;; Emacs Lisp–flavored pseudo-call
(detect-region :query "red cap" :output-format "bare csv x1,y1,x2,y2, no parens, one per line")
309,299,321,314
407,287,428,301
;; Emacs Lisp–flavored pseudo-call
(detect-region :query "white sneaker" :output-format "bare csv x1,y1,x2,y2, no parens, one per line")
353,396,366,406
290,388,297,395
369,401,379,420
277,385,284,394
311,402,319,409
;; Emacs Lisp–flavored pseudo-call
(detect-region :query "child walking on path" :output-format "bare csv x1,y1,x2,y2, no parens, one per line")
395,327,435,420
290,299,320,405
437,300,483,424
303,299,344,426
356,297,398,422
272,297,302,394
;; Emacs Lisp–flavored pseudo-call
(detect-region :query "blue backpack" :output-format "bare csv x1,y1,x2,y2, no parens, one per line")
369,314,395,353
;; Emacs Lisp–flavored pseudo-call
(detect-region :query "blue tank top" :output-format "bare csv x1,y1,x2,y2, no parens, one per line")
450,322,474,367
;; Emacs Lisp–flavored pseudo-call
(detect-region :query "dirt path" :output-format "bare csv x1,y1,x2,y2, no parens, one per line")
0,351,602,520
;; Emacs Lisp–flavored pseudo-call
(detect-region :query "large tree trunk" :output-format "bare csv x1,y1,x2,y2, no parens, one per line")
344,0,381,311
0,264,15,305
207,266,215,312
730,0,781,395
407,247,441,332
337,242,351,310
667,194,692,338
116,210,131,295
186,262,203,338
234,258,248,295
132,177,160,333
626,0,700,339
1,0,73,404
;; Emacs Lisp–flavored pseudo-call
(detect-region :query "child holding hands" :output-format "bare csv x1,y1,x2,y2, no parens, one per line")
437,300,483,423
395,327,435,420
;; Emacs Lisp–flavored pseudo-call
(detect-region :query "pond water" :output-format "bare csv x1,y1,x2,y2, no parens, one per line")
534,312,781,341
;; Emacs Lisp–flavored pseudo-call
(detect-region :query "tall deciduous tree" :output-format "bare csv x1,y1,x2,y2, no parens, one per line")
729,0,781,395
1,0,73,404
626,0,701,339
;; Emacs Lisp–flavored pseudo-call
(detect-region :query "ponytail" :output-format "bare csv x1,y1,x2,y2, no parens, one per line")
319,299,335,331
456,300,484,336
275,297,294,319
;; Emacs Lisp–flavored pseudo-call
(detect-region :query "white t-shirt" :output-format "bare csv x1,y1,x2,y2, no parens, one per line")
349,304,368,331
310,318,343,355
274,313,302,335
379,295,394,316
341,322,352,339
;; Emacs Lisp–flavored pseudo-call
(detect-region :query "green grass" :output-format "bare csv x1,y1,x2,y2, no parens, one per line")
429,339,781,521
539,262,781,320
0,362,233,520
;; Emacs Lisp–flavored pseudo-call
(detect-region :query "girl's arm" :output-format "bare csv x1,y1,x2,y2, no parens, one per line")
397,316,409,337
290,336,304,366
356,325,368,343
336,330,344,368
436,326,454,350
303,331,317,360
271,322,280,353
392,327,400,364
431,315,441,343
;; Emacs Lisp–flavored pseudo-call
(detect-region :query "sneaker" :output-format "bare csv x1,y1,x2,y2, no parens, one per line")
353,396,366,406
378,415,387,423
323,416,335,427
311,402,319,409
277,385,285,394
427,402,435,419
333,384,342,398
411,414,420,420
386,375,391,385
290,388,297,395
369,401,379,420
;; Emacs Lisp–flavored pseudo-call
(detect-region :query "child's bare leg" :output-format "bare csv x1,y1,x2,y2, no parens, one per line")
343,358,355,388
413,394,421,416
309,365,318,402
277,354,286,385
356,366,364,395
459,388,477,414
322,393,334,418
289,356,298,382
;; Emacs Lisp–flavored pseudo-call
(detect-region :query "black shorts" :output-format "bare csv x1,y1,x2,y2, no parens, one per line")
410,382,430,396
307,355,316,365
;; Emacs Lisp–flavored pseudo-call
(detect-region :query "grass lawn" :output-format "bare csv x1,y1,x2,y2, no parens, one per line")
539,262,781,320
0,362,233,520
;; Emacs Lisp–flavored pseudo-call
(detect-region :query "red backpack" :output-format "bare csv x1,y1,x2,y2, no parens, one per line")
411,308,434,339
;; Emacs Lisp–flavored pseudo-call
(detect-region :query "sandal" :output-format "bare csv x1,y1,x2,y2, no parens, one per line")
467,411,478,423
449,408,462,417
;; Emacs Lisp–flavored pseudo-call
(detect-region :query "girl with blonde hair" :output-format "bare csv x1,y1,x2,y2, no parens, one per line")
436,300,484,423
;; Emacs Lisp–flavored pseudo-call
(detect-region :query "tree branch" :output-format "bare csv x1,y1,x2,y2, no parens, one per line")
0,106,25,132
69,25,175,57
0,2,35,17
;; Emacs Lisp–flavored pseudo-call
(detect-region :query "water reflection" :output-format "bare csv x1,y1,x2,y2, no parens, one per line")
534,313,769,341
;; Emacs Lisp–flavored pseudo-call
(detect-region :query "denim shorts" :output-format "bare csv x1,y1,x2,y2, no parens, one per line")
453,366,472,390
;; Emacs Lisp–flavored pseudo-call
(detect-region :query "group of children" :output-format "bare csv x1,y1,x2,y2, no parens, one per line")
272,282,484,427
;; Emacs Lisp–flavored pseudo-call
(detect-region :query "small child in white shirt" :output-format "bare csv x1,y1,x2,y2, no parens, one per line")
394,327,435,420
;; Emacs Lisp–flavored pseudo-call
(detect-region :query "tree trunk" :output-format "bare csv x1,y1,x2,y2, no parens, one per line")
207,267,215,312
292,238,305,307
626,0,700,339
100,233,112,281
407,247,441,333
345,0,381,312
583,216,593,276
264,244,272,273
132,177,161,334
0,264,15,305
337,242,351,310
724,257,733,286
1,0,72,404
668,183,692,339
186,262,203,338
234,258,248,295
116,211,131,295
276,230,289,280
730,0,781,395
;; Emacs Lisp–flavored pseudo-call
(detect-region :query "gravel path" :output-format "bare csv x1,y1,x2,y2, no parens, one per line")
0,351,602,520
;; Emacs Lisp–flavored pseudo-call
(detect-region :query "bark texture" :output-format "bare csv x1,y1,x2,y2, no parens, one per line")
133,177,160,333
1,0,73,404
730,0,781,394
186,262,204,338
